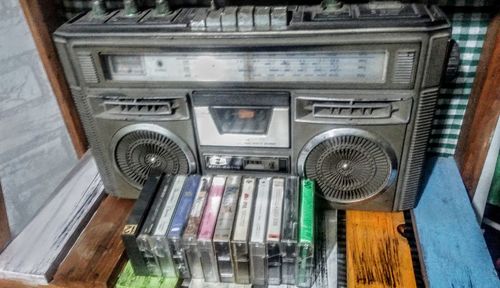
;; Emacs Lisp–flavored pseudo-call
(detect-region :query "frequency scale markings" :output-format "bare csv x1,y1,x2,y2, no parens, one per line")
107,51,387,83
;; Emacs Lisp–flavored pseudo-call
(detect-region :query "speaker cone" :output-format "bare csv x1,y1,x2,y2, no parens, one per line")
112,124,196,188
298,128,397,203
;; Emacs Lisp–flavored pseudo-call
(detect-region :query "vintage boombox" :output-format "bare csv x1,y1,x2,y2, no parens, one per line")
54,0,454,211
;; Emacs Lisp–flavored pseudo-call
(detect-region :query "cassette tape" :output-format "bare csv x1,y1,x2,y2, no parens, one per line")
122,170,163,276
198,176,226,282
280,176,299,285
213,175,242,283
231,177,256,284
266,177,285,285
136,175,174,276
297,179,315,287
312,210,338,288
182,176,212,279
249,177,272,285
167,175,201,278
148,175,186,277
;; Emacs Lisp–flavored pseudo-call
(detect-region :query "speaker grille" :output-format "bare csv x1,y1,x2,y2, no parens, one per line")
113,126,192,187
301,130,395,203
397,88,439,210
77,54,98,83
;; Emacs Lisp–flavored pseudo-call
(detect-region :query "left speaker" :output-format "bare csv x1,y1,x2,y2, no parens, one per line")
76,90,198,198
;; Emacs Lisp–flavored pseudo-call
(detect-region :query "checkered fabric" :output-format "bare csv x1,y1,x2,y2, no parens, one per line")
59,1,496,156
429,6,492,155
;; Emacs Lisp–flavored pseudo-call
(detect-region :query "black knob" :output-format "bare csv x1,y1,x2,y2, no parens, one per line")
444,39,461,83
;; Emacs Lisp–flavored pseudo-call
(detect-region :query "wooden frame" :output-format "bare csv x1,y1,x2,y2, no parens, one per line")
0,181,10,252
19,0,87,158
455,14,500,198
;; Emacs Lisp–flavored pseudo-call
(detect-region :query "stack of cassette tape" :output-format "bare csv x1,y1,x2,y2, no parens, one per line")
122,173,315,287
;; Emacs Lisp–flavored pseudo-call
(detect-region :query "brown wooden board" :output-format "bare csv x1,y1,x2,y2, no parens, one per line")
346,210,416,288
455,14,500,198
19,0,87,158
0,153,103,286
51,196,134,288
0,181,10,252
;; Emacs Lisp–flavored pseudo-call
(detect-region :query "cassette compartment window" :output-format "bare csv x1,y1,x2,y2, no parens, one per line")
210,107,272,135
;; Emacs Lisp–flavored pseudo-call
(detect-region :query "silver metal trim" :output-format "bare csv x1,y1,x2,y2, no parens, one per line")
297,128,398,204
110,123,197,188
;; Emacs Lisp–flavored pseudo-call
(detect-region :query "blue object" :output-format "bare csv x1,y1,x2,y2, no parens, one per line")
167,175,200,238
413,157,500,287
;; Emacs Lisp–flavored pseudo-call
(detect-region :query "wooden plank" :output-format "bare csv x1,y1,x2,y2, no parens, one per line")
51,196,134,288
19,0,87,158
346,210,416,288
412,157,500,287
0,153,104,285
455,14,500,197
0,181,11,252
312,210,338,288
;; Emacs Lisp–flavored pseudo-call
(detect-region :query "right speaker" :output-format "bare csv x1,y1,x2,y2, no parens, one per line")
293,88,439,211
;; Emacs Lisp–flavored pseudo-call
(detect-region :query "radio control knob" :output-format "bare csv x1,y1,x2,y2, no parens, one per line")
154,0,170,16
123,0,138,16
90,0,106,17
444,39,460,83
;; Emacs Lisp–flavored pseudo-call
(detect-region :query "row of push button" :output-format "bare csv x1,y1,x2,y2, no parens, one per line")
190,6,287,32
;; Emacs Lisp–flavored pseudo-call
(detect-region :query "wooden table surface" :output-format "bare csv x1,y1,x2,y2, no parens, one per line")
0,157,498,288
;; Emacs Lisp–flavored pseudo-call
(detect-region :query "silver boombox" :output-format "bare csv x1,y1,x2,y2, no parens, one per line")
54,0,453,211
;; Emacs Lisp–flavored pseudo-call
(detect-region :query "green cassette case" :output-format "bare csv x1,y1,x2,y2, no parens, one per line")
297,179,315,287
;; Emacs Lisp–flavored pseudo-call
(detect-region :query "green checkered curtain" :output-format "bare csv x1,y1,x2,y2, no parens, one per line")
429,5,493,155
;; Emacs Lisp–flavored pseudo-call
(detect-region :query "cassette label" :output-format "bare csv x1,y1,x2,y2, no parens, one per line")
232,177,256,242
297,179,315,287
214,175,241,241
250,178,271,243
231,177,256,284
168,175,201,278
214,175,242,283
122,171,162,276
153,176,186,236
198,176,226,282
299,179,314,244
168,175,201,239
267,178,285,242
149,175,186,277
281,176,299,285
198,176,226,240
136,175,174,276
182,176,212,279
266,177,285,285
249,178,271,285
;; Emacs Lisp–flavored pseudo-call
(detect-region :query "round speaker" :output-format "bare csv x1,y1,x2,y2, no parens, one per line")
297,128,397,203
111,124,196,188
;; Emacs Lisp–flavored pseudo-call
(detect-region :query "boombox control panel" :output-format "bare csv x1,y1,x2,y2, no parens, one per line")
54,0,455,211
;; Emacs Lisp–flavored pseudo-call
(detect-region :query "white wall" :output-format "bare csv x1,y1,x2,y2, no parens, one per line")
0,0,77,236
